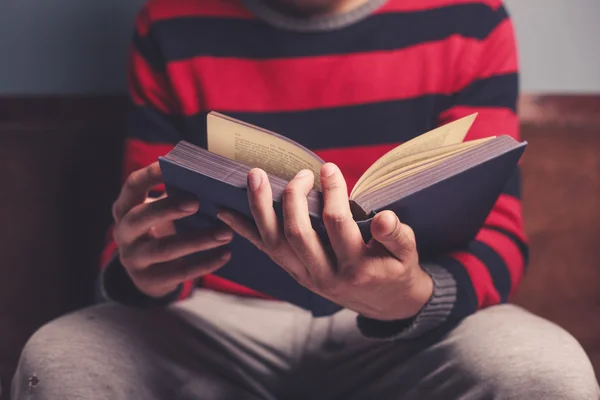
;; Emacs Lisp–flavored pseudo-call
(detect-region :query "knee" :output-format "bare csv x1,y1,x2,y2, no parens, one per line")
451,305,599,399
17,313,86,380
489,335,599,400
12,304,155,399
16,305,125,373
13,309,99,398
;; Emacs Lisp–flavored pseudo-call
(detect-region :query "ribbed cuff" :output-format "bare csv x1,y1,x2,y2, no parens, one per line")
98,251,182,308
356,263,457,340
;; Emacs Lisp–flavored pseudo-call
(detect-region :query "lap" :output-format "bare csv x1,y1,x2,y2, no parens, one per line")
12,290,306,400
320,304,599,400
12,290,599,400
14,304,188,399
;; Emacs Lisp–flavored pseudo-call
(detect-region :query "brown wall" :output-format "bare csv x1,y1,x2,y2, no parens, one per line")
0,96,598,397
513,95,600,379
0,97,127,396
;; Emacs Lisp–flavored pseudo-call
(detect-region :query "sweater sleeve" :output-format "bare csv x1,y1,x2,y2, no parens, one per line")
358,2,528,339
433,3,527,321
97,6,196,306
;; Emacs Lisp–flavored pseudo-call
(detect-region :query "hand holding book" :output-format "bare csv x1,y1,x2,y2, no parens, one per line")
217,163,434,321
109,162,233,300
158,112,526,315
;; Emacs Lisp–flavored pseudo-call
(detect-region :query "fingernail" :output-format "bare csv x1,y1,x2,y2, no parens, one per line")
380,211,398,236
217,212,232,225
180,199,199,212
248,169,263,191
295,169,312,179
321,163,338,178
213,229,233,241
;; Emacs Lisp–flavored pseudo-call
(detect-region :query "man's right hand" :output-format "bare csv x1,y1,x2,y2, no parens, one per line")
111,162,233,298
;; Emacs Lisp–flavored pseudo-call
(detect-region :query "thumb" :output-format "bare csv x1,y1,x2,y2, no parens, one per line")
370,210,416,261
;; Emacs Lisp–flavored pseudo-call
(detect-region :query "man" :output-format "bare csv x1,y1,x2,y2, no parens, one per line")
12,0,599,399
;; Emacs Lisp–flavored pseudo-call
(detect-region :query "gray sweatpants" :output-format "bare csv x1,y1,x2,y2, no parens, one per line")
12,289,600,400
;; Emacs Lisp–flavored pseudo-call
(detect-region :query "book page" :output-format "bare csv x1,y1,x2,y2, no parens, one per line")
357,157,452,198
207,112,325,190
355,145,479,197
351,137,491,198
351,113,478,197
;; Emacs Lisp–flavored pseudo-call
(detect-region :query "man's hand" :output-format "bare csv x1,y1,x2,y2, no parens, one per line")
217,163,433,321
112,162,233,298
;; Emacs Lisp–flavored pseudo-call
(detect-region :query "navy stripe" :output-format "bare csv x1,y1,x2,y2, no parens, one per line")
484,225,530,267
148,4,508,61
128,96,446,148
467,241,511,302
128,105,184,143
501,165,521,199
221,96,448,150
133,32,166,72
129,80,518,150
210,76,516,149
448,73,519,113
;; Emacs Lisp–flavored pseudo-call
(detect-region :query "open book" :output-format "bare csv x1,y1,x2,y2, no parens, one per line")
159,112,526,315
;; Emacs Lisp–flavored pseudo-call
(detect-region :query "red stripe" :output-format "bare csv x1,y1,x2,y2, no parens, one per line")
147,0,254,22
476,228,525,295
178,280,196,300
377,0,504,13
438,106,519,140
123,139,175,193
100,240,118,269
201,275,272,298
484,195,527,243
487,194,523,228
314,143,399,193
168,35,480,115
452,251,500,308
447,19,517,92
129,51,178,114
143,0,504,23
135,5,153,36
474,19,518,80
141,0,504,25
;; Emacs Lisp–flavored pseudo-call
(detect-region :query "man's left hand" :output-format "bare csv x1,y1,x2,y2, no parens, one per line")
217,163,433,321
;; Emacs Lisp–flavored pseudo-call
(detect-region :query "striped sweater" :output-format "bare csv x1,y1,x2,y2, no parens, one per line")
101,0,528,338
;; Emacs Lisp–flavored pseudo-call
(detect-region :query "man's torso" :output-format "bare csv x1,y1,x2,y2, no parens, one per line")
138,0,504,189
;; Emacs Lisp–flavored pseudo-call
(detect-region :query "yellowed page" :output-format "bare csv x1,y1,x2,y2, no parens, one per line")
207,112,324,190
357,146,475,196
358,151,462,197
351,137,491,197
351,113,478,197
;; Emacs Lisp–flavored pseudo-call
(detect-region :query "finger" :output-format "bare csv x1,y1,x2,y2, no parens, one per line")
247,169,282,250
135,248,232,297
320,163,364,263
113,162,164,222
282,169,332,279
370,210,417,261
148,221,177,239
126,227,233,267
218,208,313,287
217,210,263,249
117,195,198,246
